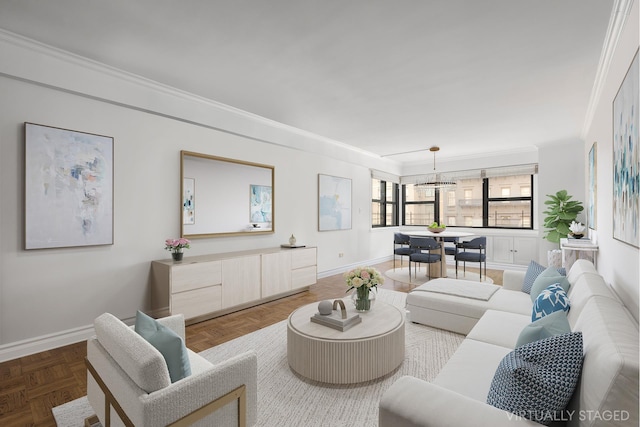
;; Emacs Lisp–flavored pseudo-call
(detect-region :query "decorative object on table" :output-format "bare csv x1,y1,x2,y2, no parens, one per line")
568,221,585,239
588,142,597,230
165,238,191,261
24,122,114,250
345,266,384,312
318,174,352,231
310,299,362,331
542,191,584,259
612,50,639,248
183,177,195,225
289,234,297,245
427,222,446,233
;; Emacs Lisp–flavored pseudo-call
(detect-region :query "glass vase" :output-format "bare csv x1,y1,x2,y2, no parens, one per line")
172,249,184,261
351,287,376,312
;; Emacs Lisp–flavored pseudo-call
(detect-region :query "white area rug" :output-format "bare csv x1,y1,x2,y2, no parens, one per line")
53,289,464,427
385,267,493,285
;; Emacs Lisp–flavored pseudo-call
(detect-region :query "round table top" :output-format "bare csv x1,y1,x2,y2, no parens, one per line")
288,300,404,341
404,229,475,238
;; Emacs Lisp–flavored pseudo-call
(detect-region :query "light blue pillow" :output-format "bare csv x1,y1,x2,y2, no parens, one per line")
135,311,191,383
532,284,570,322
515,310,571,347
529,267,570,301
487,332,584,426
522,261,566,294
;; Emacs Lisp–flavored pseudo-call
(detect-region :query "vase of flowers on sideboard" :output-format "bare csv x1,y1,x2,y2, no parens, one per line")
165,238,190,262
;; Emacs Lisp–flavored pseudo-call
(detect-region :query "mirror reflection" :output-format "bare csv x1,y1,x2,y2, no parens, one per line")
180,151,274,238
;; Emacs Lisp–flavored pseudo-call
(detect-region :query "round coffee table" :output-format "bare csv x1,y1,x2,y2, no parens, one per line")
287,300,405,384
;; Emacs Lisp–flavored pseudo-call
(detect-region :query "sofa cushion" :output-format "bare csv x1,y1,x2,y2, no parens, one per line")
532,284,570,321
522,260,566,294
467,310,531,349
94,313,171,393
487,332,584,426
433,339,512,402
515,311,571,347
135,311,191,383
529,267,570,301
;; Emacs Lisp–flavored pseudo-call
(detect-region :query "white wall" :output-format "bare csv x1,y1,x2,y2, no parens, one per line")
0,31,399,360
583,0,639,321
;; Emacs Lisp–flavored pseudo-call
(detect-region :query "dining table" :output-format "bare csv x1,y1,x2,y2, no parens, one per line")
403,229,476,278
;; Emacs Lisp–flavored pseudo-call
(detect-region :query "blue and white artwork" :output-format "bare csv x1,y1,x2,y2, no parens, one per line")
25,123,113,249
183,178,195,225
588,142,597,230
318,174,352,231
613,51,639,248
250,184,272,223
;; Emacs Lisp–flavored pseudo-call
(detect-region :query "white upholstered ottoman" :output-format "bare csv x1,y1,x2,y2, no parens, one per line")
406,277,532,334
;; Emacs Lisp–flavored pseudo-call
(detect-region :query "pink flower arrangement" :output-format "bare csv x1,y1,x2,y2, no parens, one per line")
165,238,191,253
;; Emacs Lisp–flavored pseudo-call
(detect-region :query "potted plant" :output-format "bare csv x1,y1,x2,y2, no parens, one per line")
542,190,584,267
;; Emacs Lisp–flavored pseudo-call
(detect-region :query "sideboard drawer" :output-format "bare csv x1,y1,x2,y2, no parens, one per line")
172,261,222,293
171,285,222,320
292,265,317,289
291,248,317,269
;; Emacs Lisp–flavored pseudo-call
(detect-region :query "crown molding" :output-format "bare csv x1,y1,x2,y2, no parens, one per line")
581,0,635,138
0,28,399,172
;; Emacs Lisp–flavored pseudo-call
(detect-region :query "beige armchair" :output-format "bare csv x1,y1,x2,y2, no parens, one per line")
86,312,257,427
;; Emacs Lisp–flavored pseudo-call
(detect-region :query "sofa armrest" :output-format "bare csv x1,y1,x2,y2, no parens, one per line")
155,314,186,341
502,270,526,291
141,350,258,426
379,376,540,427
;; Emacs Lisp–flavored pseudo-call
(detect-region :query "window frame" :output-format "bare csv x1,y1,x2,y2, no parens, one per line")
372,179,399,228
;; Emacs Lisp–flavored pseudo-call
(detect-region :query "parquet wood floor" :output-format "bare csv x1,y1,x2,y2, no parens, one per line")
0,260,502,426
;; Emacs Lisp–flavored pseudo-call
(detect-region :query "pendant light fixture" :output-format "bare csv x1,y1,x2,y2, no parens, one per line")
415,146,457,189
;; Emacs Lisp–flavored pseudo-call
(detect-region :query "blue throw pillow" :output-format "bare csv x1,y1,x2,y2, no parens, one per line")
522,261,566,294
515,310,571,347
532,284,570,322
529,267,571,302
135,311,191,383
487,332,584,425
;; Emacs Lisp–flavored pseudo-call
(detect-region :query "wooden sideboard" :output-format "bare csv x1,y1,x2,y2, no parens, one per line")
150,247,317,324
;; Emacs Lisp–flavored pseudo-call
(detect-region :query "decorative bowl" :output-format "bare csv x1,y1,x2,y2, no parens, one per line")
427,227,446,233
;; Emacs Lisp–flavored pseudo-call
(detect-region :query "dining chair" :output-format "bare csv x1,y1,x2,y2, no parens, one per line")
409,237,441,280
393,233,413,269
454,236,487,280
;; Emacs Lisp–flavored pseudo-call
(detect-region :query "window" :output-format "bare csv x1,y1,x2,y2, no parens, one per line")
401,166,535,229
403,184,436,225
372,178,399,227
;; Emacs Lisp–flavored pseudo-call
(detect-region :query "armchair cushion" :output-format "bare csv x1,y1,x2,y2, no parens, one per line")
487,332,583,426
135,310,191,383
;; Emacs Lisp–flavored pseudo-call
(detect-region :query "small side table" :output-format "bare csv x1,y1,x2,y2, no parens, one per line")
560,238,598,270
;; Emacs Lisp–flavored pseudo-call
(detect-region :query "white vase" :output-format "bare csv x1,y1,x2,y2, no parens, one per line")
547,249,562,268
289,234,297,245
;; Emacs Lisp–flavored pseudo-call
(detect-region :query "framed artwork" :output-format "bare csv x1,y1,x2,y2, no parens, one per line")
250,184,272,223
588,142,597,230
612,50,639,248
318,174,352,231
25,123,114,249
183,177,195,225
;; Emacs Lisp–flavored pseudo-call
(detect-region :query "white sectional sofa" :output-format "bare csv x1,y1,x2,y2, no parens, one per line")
379,260,639,426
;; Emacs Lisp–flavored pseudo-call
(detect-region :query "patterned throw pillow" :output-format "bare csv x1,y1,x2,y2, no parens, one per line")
532,284,570,322
522,260,566,294
487,332,584,426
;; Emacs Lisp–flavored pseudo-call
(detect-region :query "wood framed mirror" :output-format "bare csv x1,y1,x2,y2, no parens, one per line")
180,150,274,238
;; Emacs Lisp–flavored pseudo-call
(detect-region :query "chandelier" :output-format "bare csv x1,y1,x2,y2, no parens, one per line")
414,146,457,189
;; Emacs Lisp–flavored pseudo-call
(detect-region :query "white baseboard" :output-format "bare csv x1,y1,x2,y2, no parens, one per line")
0,315,136,363
317,255,393,279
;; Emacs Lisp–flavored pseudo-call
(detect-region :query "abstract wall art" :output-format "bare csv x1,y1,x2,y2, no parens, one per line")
612,50,639,248
318,174,352,231
183,177,195,225
588,142,597,230
250,184,272,223
25,123,114,249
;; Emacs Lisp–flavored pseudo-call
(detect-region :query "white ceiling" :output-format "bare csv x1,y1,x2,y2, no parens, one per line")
0,0,614,163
